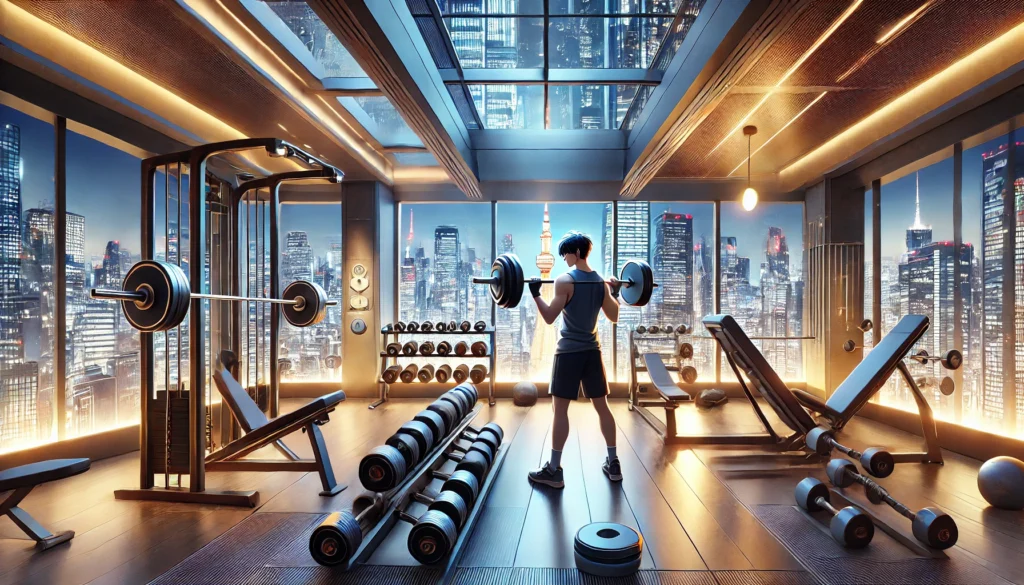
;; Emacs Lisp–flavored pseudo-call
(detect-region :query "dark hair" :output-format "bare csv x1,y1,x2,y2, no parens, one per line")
557,231,592,259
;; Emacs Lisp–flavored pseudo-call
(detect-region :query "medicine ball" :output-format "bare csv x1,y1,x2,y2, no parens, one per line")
513,381,538,407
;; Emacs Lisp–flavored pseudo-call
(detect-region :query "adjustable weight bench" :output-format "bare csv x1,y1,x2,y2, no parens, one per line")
791,315,943,465
1,458,90,550
207,353,346,496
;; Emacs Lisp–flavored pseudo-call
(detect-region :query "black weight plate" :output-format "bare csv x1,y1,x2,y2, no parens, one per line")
619,260,653,307
427,400,458,435
414,410,446,440
166,259,191,332
574,549,641,578
442,470,480,507
471,428,500,452
121,260,181,332
386,432,422,468
480,422,504,443
310,510,362,566
574,522,643,562
399,420,436,455
359,445,407,492
428,490,469,529
455,450,489,484
794,477,829,512
440,392,467,420
508,253,525,309
469,440,494,468
408,510,457,564
452,382,477,404
282,280,327,327
488,257,507,307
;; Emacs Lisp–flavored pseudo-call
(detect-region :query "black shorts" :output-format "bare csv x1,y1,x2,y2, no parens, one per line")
549,350,608,400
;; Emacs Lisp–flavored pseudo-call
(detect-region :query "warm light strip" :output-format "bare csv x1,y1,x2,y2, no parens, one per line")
182,0,390,181
212,0,307,86
780,22,1024,189
0,0,247,144
877,1,932,44
727,91,828,176
704,0,863,160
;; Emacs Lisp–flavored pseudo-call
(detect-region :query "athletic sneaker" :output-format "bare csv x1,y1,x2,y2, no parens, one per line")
528,463,565,489
603,457,622,481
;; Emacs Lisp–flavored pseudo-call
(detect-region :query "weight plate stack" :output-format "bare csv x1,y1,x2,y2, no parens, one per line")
414,409,447,440
408,510,458,565
359,445,407,492
120,260,185,332
573,522,643,578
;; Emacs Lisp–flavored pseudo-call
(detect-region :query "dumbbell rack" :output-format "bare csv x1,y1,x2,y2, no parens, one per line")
373,327,496,409
337,404,509,577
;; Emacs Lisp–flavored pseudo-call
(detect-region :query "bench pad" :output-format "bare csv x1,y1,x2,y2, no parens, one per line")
0,458,91,492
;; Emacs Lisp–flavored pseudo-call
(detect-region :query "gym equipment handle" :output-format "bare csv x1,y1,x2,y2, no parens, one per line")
90,287,339,309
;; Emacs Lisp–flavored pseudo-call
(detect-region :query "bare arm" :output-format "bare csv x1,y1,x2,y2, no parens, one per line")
601,278,620,323
533,275,572,325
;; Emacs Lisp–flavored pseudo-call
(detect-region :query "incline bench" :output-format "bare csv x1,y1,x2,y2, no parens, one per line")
205,352,347,496
1,458,90,549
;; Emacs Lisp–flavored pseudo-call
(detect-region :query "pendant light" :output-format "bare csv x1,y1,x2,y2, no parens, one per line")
742,125,758,211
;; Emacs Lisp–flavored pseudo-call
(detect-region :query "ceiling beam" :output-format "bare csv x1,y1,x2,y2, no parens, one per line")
310,0,481,197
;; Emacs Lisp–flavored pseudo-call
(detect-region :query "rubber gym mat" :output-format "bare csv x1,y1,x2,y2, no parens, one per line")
455,568,717,585
754,504,1013,585
457,506,527,567
714,570,822,585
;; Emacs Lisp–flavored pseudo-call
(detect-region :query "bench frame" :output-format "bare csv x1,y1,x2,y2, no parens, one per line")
1,485,75,550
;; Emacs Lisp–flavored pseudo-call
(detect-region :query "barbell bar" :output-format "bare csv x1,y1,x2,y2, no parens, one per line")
471,253,657,309
89,260,337,333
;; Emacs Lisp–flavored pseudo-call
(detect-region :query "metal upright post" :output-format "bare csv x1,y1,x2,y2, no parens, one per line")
54,117,67,442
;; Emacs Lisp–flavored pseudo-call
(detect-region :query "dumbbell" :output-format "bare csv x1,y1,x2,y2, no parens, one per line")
402,341,417,356
441,390,469,420
648,325,660,334
470,364,488,384
435,364,453,383
794,478,874,548
454,341,469,357
908,349,963,370
434,321,447,332
453,364,470,383
400,364,419,383
310,492,386,566
826,459,958,549
436,341,453,356
678,342,694,359
680,366,698,384
417,364,436,383
806,427,894,478
458,320,471,332
383,323,393,332
421,321,434,332
462,421,503,453
473,320,487,332
420,341,435,356
470,341,488,357
386,342,402,356
405,491,468,564
394,321,407,332
407,321,420,332
675,324,692,334
360,420,436,491
635,325,647,334
447,320,457,332
382,365,401,384
451,438,495,468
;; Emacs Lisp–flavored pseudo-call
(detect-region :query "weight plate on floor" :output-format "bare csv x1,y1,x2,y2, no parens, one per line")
414,410,446,439
386,432,422,468
619,260,653,307
282,280,328,327
574,522,643,562
574,549,642,578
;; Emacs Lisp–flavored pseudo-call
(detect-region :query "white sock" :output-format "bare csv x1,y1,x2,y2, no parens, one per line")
549,449,562,471
607,446,617,461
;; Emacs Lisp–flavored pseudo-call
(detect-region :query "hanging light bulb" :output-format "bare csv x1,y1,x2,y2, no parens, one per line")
741,125,758,211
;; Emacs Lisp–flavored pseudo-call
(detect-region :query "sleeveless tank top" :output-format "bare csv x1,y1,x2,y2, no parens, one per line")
556,269,605,354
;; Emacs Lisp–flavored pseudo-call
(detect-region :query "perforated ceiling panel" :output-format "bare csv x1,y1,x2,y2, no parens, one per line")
12,0,374,180
657,0,1024,179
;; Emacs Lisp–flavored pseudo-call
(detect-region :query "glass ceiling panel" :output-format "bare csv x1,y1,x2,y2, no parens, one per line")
258,1,371,79
337,97,423,147
394,152,440,166
550,0,681,14
549,85,638,129
549,17,674,68
467,85,545,129
438,0,545,13
445,17,545,68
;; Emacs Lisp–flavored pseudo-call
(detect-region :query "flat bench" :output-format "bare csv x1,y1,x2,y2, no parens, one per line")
1,458,91,550
642,353,691,402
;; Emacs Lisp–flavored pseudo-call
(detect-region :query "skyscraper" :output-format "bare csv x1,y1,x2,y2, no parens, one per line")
0,123,22,362
399,210,417,321
530,205,557,378
652,211,693,324
906,173,933,252
432,226,461,319
283,231,314,284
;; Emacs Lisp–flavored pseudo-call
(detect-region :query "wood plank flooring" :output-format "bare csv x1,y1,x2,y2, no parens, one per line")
1,396,1022,585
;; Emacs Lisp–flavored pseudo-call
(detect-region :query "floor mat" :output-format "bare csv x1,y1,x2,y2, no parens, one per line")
753,505,1013,585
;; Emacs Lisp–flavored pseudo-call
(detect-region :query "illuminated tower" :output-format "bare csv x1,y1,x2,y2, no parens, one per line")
530,204,558,379
399,209,416,320
906,173,932,252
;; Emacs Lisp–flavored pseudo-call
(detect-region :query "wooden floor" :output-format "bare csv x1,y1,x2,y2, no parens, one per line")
1,396,1023,585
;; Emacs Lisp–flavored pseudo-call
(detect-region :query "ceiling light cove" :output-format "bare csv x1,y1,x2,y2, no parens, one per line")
877,1,933,45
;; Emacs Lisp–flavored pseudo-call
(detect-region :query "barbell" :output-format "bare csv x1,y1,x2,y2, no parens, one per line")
472,253,657,309
89,260,336,333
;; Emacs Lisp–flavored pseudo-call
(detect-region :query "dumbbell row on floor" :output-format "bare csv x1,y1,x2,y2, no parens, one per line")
826,458,958,549
805,427,895,478
382,364,489,385
385,340,489,357
385,320,488,333
794,477,874,548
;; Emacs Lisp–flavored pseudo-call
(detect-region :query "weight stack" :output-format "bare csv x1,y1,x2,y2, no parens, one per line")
147,391,192,474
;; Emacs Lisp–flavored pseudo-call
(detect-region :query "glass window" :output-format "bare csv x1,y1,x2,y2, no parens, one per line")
393,152,439,167
548,85,638,129
445,17,544,68
615,202,714,382
438,0,545,13
961,128,1018,433
495,202,613,381
878,158,957,418
260,1,371,79
0,104,55,453
336,97,422,147
548,17,674,69
64,127,141,440
720,202,805,381
550,0,680,14
467,85,545,129
279,203,342,382
864,188,873,349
